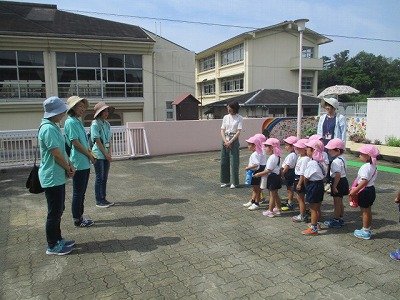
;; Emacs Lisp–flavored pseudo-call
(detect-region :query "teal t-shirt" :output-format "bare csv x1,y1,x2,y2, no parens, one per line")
38,118,68,188
91,119,111,160
64,116,90,170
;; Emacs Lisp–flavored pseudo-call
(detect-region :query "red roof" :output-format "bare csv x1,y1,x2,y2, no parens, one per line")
172,93,199,105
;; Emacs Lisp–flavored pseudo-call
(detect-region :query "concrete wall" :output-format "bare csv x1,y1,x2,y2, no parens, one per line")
366,97,400,143
126,118,265,156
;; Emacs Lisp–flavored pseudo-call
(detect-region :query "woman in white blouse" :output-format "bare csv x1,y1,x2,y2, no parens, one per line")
220,101,243,189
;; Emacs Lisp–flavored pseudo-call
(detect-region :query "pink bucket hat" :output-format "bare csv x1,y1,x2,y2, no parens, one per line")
293,138,308,149
309,134,323,141
358,144,380,166
253,133,266,144
246,135,263,156
283,136,298,145
325,138,345,151
264,138,282,157
305,139,324,162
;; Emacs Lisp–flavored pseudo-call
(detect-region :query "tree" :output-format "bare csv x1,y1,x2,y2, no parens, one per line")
318,50,400,101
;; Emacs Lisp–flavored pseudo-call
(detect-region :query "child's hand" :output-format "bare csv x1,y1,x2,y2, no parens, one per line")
395,197,400,204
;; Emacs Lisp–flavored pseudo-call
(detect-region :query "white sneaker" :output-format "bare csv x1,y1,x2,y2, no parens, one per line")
262,210,275,217
273,208,282,215
248,203,260,210
230,184,237,189
220,183,229,188
243,201,253,207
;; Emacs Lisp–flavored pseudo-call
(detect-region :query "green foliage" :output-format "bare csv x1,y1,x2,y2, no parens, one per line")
385,136,400,147
319,51,400,100
303,127,317,138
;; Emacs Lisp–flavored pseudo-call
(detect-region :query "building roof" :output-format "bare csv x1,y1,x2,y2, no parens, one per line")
172,93,199,105
197,21,332,56
0,1,154,43
206,89,321,107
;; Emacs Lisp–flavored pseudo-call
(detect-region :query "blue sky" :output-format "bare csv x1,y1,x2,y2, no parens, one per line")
13,0,400,59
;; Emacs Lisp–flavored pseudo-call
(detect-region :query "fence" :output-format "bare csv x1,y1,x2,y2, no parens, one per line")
0,126,149,168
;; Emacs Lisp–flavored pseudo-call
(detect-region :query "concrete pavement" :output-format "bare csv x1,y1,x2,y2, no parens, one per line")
1,150,399,299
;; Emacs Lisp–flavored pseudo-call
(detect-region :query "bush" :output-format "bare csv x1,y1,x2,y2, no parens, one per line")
385,136,400,147
374,139,381,145
362,138,371,144
303,127,317,138
349,133,365,142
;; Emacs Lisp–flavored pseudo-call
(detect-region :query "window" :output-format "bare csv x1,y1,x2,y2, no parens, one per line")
303,107,318,116
57,52,143,98
203,81,215,95
302,77,313,93
221,75,244,93
199,55,215,72
221,44,244,66
0,50,45,99
268,107,285,117
302,47,314,58
166,101,174,120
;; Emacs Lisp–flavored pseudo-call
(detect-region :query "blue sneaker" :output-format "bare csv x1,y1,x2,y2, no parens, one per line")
354,229,371,240
75,218,94,227
338,218,345,226
59,239,76,248
389,249,400,261
46,241,73,256
324,219,342,228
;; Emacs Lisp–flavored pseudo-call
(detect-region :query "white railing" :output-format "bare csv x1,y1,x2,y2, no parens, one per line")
0,126,149,168
338,102,367,117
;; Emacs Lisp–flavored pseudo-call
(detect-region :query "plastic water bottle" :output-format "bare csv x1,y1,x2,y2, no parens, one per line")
244,170,253,186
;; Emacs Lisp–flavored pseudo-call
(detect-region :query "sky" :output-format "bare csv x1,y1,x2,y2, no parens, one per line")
10,0,400,60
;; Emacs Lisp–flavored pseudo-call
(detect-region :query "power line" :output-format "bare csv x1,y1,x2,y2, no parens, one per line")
63,9,400,44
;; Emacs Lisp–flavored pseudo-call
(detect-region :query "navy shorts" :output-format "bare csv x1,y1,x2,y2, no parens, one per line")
305,180,324,203
251,165,265,186
293,175,306,194
330,177,349,197
358,186,376,208
267,173,282,190
283,168,295,187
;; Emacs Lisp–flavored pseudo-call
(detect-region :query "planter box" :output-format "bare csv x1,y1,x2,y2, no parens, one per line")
346,141,400,163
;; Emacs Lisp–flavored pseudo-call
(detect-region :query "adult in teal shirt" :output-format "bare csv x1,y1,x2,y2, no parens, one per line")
64,96,96,227
91,101,115,208
39,96,75,255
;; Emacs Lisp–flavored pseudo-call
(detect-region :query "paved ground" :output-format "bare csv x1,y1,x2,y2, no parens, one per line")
1,150,400,299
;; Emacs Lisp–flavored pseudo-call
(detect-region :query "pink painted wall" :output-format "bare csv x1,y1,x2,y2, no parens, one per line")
127,119,265,156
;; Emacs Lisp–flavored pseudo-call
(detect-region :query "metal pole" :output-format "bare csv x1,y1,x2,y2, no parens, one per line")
296,29,303,139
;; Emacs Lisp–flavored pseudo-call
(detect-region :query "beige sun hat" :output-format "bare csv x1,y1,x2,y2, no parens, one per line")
66,96,89,113
94,101,115,118
321,97,339,110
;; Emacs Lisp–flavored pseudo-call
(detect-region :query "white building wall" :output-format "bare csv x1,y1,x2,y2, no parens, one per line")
366,97,400,143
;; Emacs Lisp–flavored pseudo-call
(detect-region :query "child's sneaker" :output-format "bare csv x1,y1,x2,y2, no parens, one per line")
302,227,318,235
272,208,282,216
262,210,275,217
248,203,260,211
389,249,400,261
307,222,321,230
46,241,73,256
354,228,371,240
243,200,254,207
281,203,294,211
338,218,345,227
292,214,306,222
323,219,342,228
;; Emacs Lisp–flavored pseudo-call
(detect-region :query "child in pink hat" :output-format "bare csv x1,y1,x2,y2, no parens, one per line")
243,135,267,210
254,138,282,217
291,139,310,223
323,138,349,229
309,134,330,192
302,139,327,235
281,136,298,211
350,144,379,240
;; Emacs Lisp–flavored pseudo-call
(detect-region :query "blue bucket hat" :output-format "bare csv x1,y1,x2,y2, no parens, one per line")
43,96,68,118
